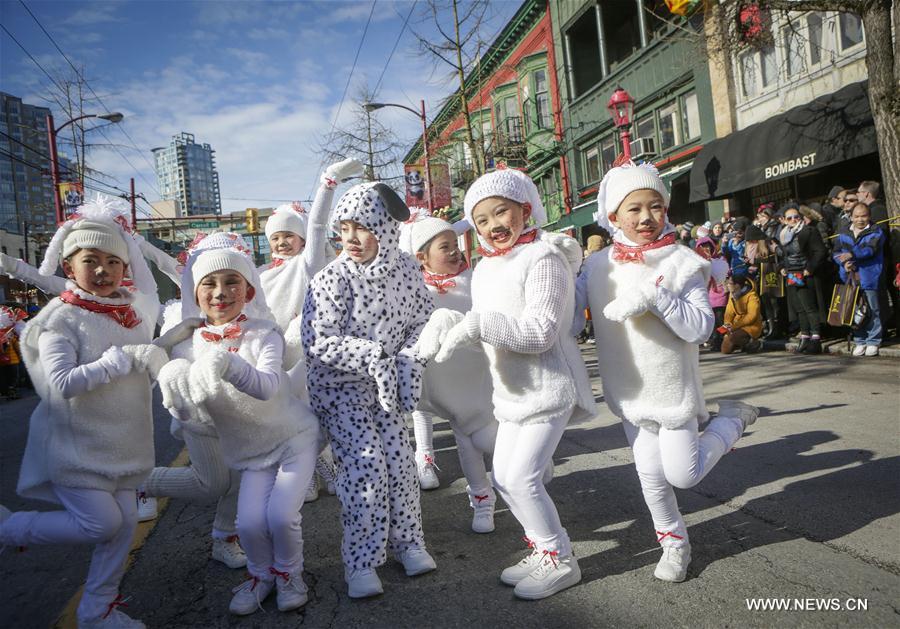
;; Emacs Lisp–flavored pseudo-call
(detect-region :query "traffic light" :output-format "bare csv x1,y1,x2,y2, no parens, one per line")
245,208,259,233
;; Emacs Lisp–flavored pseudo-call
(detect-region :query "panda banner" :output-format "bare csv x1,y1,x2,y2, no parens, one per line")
404,163,452,210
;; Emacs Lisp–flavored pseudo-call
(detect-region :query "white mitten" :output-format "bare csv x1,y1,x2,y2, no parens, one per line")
602,283,658,322
396,347,426,413
98,346,132,379
415,308,465,361
434,312,480,363
323,158,364,187
158,359,191,413
367,356,400,414
121,344,169,380
190,350,232,398
0,252,16,275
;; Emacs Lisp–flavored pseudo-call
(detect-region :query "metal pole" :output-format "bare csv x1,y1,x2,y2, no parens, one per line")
420,100,434,212
621,127,633,161
594,3,609,78
46,114,63,224
130,178,137,229
365,109,375,181
23,221,30,266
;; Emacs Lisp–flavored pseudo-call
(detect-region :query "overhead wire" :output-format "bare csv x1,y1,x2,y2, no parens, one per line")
372,0,417,96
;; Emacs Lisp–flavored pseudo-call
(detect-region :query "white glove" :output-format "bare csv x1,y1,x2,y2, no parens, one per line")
0,252,16,275
434,313,480,363
367,355,400,414
415,308,465,361
323,158,364,187
602,283,658,323
98,346,132,380
158,359,191,413
190,350,232,398
121,344,169,380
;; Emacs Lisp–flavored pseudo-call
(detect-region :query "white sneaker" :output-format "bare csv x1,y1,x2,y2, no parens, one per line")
654,543,691,582
212,536,248,569
513,553,581,600
852,344,867,357
397,547,436,576
717,399,759,431
315,455,338,495
865,345,879,357
467,486,495,534
271,569,308,611
136,492,157,522
304,474,319,503
500,543,543,586
345,568,383,598
416,454,440,490
229,576,274,615
78,608,145,629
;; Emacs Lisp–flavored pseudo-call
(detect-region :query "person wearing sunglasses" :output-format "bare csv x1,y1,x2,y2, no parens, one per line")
777,204,827,354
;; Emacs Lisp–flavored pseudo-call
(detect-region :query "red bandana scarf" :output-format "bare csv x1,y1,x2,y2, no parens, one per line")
268,257,287,269
422,261,469,294
612,232,677,263
477,229,539,258
60,290,141,329
200,314,247,350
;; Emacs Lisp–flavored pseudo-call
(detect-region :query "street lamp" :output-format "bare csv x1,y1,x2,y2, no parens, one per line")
607,87,635,163
46,112,124,224
363,100,433,212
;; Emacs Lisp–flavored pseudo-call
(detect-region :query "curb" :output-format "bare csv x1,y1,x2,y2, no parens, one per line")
762,338,900,358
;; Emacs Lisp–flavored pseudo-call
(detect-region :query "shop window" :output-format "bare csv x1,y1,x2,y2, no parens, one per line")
600,136,617,172
806,13,825,65
680,92,700,141
584,146,600,185
782,25,804,78
566,10,603,99
839,13,863,50
658,102,679,151
602,1,642,71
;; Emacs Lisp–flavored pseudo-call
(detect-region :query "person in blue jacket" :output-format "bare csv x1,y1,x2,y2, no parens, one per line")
722,217,750,278
833,202,885,356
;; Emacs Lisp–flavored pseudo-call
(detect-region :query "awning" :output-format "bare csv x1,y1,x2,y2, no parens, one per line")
689,81,876,202
544,200,598,232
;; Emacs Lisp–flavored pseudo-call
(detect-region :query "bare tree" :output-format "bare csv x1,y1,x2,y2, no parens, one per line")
315,84,407,190
413,0,494,178
704,1,898,218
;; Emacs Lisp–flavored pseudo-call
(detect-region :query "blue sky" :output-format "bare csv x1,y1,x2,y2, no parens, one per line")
0,0,520,215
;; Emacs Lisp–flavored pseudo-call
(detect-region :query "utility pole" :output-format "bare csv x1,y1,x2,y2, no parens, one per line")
130,178,137,230
365,107,375,181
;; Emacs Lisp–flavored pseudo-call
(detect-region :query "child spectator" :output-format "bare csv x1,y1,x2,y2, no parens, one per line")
722,217,750,278
302,182,436,599
0,306,27,399
425,168,595,600
0,196,165,628
577,162,759,584
832,202,885,356
156,233,319,616
694,238,728,350
721,275,763,354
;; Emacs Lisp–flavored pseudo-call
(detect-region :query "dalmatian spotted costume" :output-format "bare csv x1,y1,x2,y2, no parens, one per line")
301,182,435,594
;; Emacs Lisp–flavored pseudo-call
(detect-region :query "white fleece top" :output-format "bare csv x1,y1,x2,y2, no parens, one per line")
17,287,154,503
577,239,712,432
469,231,596,425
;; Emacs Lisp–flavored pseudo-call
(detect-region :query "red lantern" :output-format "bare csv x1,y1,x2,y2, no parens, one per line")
607,88,634,129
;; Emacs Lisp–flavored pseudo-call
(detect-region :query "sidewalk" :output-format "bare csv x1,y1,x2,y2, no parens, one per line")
762,335,900,358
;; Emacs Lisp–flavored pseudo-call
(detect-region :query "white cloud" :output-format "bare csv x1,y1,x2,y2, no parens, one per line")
62,4,122,26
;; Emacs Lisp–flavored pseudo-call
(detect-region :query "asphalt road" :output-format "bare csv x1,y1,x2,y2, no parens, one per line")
1,348,898,628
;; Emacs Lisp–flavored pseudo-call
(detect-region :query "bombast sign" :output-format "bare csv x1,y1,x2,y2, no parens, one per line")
764,152,817,180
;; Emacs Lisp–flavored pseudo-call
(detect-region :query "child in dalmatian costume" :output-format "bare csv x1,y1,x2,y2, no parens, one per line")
401,215,500,533
301,182,436,599
0,196,166,629
574,162,759,583
420,168,596,601
155,232,319,616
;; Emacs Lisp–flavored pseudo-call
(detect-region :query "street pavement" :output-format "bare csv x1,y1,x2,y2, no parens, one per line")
1,347,898,628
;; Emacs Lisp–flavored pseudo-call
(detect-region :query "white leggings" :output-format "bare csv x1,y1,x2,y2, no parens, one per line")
452,421,498,493
143,430,239,539
492,413,571,556
0,486,137,621
622,414,743,547
411,410,435,459
237,440,317,581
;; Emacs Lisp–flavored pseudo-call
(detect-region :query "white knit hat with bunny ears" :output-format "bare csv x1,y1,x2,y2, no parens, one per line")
179,232,273,322
595,161,670,235
463,168,545,251
39,193,157,295
265,202,308,240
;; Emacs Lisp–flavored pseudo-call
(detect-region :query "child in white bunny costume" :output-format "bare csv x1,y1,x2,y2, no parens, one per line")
301,182,436,599
0,195,166,629
574,162,759,583
420,168,595,600
402,215,499,533
155,233,319,616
